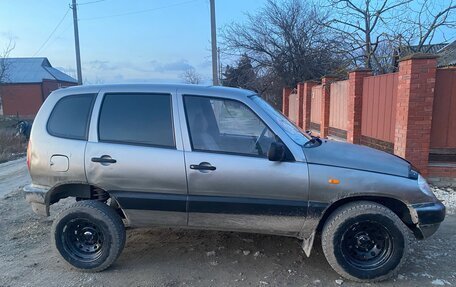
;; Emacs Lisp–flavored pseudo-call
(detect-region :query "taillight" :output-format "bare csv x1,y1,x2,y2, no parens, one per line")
27,140,32,171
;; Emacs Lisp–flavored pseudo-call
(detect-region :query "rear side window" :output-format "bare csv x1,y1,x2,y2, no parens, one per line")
47,94,95,140
98,93,174,147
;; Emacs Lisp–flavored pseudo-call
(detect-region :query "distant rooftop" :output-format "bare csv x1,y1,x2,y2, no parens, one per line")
0,57,77,84
437,41,456,68
397,41,456,68
398,43,448,57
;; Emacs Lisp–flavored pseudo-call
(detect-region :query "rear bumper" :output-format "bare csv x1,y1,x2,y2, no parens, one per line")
24,184,49,216
410,201,446,239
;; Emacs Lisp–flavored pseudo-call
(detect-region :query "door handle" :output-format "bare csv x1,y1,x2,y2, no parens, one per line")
190,162,216,171
91,156,117,164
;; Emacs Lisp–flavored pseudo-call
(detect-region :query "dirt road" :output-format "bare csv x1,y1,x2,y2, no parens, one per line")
0,157,30,198
0,159,455,287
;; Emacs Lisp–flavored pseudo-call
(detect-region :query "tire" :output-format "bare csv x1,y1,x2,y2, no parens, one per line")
321,201,411,282
52,200,126,272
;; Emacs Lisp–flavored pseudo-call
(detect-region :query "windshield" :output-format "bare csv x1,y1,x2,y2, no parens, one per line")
251,95,311,145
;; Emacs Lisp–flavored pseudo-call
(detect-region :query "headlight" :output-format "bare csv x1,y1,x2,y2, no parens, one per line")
418,174,433,196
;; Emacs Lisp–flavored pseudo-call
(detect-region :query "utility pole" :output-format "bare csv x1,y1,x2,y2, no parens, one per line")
210,0,219,86
71,0,83,85
217,47,222,84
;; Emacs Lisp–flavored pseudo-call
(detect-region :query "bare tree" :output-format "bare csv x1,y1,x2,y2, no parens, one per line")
0,38,16,114
400,0,456,52
0,38,15,83
221,0,344,88
180,68,202,84
322,0,411,72
323,0,456,73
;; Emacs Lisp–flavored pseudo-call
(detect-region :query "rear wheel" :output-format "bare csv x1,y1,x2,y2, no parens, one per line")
322,201,411,282
52,200,126,272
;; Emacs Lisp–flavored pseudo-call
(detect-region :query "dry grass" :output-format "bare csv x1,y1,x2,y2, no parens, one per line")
0,117,27,163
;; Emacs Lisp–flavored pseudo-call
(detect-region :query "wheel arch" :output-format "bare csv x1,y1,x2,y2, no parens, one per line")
45,183,120,213
316,196,415,234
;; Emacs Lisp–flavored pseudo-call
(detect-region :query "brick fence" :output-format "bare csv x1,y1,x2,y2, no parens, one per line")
283,54,456,186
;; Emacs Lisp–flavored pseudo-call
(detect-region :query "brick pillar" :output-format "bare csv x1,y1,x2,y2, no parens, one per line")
320,76,337,138
296,83,305,129
301,81,318,131
282,87,291,116
394,54,438,175
347,69,372,144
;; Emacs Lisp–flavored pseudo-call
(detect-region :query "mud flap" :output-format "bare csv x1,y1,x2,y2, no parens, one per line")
301,231,315,257
30,201,49,216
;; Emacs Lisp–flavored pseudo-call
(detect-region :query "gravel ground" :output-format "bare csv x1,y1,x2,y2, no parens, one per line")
0,158,455,287
432,186,456,214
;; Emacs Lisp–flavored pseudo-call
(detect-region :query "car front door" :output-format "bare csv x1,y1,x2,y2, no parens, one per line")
180,94,309,236
85,88,187,227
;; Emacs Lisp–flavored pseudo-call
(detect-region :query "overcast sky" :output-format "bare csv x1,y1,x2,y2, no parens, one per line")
1,0,454,84
0,0,266,84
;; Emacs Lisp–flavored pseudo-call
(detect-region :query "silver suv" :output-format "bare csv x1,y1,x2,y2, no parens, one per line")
25,84,445,282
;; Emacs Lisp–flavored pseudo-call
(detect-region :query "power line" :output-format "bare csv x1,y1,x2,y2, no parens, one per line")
33,8,70,56
79,0,199,21
77,0,106,5
41,23,73,53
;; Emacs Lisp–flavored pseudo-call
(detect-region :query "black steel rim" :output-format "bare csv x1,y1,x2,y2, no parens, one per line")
340,220,394,270
62,218,104,262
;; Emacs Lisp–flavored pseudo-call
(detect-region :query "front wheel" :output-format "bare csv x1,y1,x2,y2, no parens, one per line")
52,200,126,272
322,201,411,282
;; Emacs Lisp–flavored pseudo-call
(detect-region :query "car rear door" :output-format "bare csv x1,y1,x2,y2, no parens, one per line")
179,93,309,236
85,87,188,227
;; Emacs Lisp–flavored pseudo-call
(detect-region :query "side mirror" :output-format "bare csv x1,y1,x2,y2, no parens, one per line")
268,142,286,162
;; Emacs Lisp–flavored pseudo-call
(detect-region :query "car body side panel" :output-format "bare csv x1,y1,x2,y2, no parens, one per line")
28,88,99,188
185,151,309,235
85,142,188,227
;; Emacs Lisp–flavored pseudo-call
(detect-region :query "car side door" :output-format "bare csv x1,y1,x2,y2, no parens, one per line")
85,88,188,227
179,93,309,236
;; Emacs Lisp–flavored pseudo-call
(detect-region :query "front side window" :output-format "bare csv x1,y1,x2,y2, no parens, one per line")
184,95,278,157
98,93,174,147
47,94,95,140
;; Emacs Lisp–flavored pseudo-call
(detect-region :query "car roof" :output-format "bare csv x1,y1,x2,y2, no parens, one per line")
57,83,257,100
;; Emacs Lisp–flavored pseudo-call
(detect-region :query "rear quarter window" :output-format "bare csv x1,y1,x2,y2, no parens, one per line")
47,94,95,140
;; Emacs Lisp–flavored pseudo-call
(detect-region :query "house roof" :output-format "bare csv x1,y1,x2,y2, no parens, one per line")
397,41,456,67
398,43,448,57
0,57,77,84
436,41,456,67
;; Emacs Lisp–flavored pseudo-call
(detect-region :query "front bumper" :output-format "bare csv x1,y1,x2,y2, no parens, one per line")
410,201,446,239
24,184,49,216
